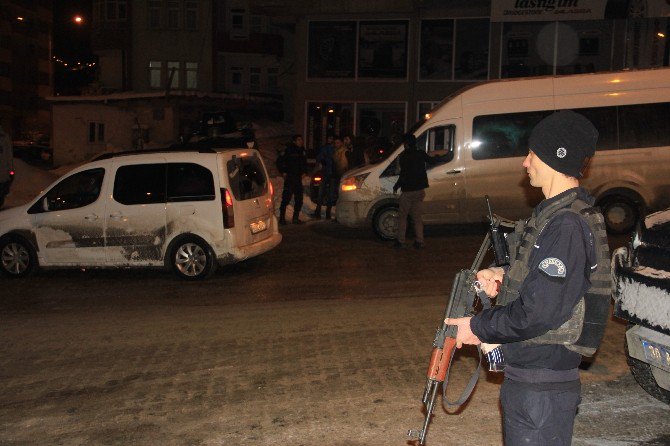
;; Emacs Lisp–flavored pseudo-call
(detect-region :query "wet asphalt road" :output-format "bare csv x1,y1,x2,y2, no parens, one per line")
1,220,669,445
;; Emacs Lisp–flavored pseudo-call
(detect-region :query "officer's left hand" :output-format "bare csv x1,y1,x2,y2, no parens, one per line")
444,317,481,348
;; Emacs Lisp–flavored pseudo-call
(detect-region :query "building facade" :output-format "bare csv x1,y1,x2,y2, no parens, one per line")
0,0,52,140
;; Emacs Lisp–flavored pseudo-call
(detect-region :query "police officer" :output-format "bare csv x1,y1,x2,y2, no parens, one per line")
445,110,608,445
277,134,308,225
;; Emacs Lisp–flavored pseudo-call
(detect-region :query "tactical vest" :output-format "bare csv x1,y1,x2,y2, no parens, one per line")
496,192,611,356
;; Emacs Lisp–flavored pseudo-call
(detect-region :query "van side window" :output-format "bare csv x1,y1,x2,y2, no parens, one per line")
472,111,550,160
573,106,618,151
226,155,267,200
619,102,670,150
41,168,105,212
113,164,166,205
167,163,215,202
382,125,454,177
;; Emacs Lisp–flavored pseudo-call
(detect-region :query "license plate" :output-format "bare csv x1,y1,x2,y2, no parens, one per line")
641,339,670,369
249,219,267,234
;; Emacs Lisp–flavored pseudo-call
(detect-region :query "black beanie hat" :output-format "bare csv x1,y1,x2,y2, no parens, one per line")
528,110,599,178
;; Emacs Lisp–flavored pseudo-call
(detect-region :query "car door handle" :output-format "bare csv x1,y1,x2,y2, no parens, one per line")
445,169,463,175
84,214,99,221
109,212,124,220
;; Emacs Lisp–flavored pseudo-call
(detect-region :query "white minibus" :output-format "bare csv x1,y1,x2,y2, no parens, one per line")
336,68,670,238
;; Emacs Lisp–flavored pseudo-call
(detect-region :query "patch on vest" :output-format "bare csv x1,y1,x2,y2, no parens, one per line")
539,257,566,277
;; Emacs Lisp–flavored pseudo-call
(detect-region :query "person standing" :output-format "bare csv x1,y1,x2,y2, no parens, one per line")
277,134,308,225
392,133,443,249
445,110,610,445
313,134,336,220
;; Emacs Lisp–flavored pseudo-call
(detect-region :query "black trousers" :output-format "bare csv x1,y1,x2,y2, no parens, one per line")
500,378,581,446
280,176,304,218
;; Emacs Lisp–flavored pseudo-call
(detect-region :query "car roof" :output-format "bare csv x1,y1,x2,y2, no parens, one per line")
91,147,252,162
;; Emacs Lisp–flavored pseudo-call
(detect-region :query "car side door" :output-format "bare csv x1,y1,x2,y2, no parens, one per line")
104,160,167,266
29,168,107,265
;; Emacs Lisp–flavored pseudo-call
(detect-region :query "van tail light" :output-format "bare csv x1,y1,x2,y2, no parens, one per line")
221,188,235,228
9,170,15,177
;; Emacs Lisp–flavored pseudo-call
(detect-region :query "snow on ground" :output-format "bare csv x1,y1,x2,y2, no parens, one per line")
3,158,60,209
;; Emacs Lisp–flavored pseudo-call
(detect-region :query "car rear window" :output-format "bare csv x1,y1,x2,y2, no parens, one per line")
226,154,267,200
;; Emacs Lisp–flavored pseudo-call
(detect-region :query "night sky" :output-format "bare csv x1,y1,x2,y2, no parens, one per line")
52,0,96,95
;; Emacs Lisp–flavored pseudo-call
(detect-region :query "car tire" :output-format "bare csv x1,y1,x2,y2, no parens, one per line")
167,236,217,280
0,236,38,278
600,196,639,234
624,329,670,405
372,204,399,241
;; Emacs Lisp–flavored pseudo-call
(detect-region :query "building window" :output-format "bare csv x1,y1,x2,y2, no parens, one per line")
185,1,197,30
149,60,162,88
89,122,105,143
185,62,198,89
167,1,180,28
100,0,127,21
417,101,440,122
358,20,408,79
501,20,614,78
357,103,406,144
148,0,161,28
306,102,354,151
625,18,669,69
231,66,242,86
267,67,279,91
308,21,357,79
420,18,489,81
251,15,263,33
167,61,180,89
250,67,261,91
231,9,245,33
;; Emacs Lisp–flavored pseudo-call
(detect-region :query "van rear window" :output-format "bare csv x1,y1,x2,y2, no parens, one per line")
226,155,267,201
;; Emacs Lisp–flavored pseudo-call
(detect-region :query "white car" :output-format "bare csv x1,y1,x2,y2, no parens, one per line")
0,148,281,280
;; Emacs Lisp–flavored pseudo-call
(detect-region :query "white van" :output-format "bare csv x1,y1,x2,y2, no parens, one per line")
0,148,281,279
336,68,670,238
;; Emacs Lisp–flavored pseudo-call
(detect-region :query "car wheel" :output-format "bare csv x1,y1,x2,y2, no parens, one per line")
168,236,217,280
372,204,399,240
600,196,639,235
625,329,670,405
0,236,38,278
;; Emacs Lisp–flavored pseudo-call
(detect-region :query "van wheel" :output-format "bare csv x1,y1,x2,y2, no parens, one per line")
372,204,399,240
0,236,38,278
168,236,217,280
600,196,638,234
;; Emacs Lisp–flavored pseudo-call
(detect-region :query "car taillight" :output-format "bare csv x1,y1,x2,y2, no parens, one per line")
9,170,15,176
313,176,322,183
221,188,235,228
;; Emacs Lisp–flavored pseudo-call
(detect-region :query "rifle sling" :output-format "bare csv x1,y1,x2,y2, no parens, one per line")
442,344,483,408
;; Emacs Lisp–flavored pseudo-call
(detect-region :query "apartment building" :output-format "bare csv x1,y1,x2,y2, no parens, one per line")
0,1,52,140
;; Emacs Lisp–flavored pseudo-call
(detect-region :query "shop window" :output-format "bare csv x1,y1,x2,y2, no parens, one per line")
625,18,669,69
306,102,354,154
307,21,356,79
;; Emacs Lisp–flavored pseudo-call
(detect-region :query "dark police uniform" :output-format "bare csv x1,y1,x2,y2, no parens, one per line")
471,186,597,445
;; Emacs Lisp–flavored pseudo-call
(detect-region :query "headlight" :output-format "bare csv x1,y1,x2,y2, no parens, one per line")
340,173,369,192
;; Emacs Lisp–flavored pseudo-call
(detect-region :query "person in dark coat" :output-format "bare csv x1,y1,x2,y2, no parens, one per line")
445,111,604,446
313,134,336,220
392,133,444,249
277,134,308,225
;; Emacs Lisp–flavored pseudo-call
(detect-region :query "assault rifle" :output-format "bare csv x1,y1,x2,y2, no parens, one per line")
407,196,511,445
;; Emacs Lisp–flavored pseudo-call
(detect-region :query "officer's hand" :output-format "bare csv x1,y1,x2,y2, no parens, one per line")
476,267,505,297
444,317,480,348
